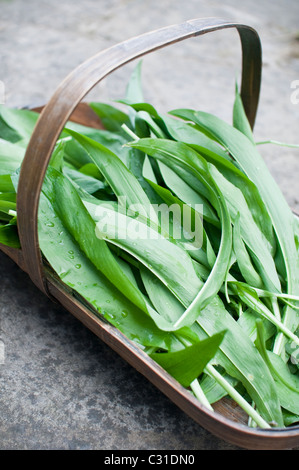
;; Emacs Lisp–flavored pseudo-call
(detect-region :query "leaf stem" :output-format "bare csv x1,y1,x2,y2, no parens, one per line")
205,364,271,429
272,331,286,358
247,403,258,428
256,140,299,149
271,297,281,321
190,379,214,412
177,334,214,412
121,124,140,141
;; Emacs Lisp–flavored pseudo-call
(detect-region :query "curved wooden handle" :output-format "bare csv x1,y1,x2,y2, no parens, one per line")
16,17,262,295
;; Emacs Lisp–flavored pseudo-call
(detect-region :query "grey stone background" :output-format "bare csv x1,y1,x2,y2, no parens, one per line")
0,0,299,451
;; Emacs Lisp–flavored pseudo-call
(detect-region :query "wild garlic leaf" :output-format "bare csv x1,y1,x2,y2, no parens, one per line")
0,105,39,145
42,166,149,314
166,111,275,248
171,108,299,348
65,129,159,225
84,199,203,310
209,164,281,293
232,83,255,143
0,223,20,248
150,331,226,387
0,139,25,175
126,138,233,327
38,192,180,352
255,320,299,417
89,102,131,133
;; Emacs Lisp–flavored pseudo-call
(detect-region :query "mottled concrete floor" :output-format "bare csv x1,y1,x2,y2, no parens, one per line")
0,0,299,450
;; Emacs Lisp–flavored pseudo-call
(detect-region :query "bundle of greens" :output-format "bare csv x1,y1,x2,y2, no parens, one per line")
0,61,298,429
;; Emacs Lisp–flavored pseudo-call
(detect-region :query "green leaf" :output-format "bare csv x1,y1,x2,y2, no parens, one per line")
84,199,202,311
282,410,299,426
146,177,212,268
38,192,180,352
124,60,144,104
166,111,274,248
42,166,149,314
157,160,219,227
209,164,281,293
0,223,19,247
0,192,16,203
161,113,229,159
65,129,158,224
237,308,276,343
142,274,284,425
0,174,15,193
126,138,233,329
171,108,299,352
79,163,104,180
0,199,16,214
118,101,160,120
0,105,39,144
89,102,131,133
268,351,299,416
255,319,299,416
63,167,106,195
232,212,264,288
140,267,200,345
232,83,255,143
194,296,284,426
230,282,299,347
63,127,132,168
0,139,25,175
150,331,226,387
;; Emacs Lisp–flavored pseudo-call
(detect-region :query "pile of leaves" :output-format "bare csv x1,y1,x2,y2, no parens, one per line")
0,62,298,429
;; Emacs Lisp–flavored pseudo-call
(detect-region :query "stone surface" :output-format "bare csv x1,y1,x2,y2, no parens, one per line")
0,0,299,450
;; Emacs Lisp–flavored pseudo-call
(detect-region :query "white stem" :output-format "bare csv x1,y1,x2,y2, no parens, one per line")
121,124,140,141
190,379,214,412
205,364,271,429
